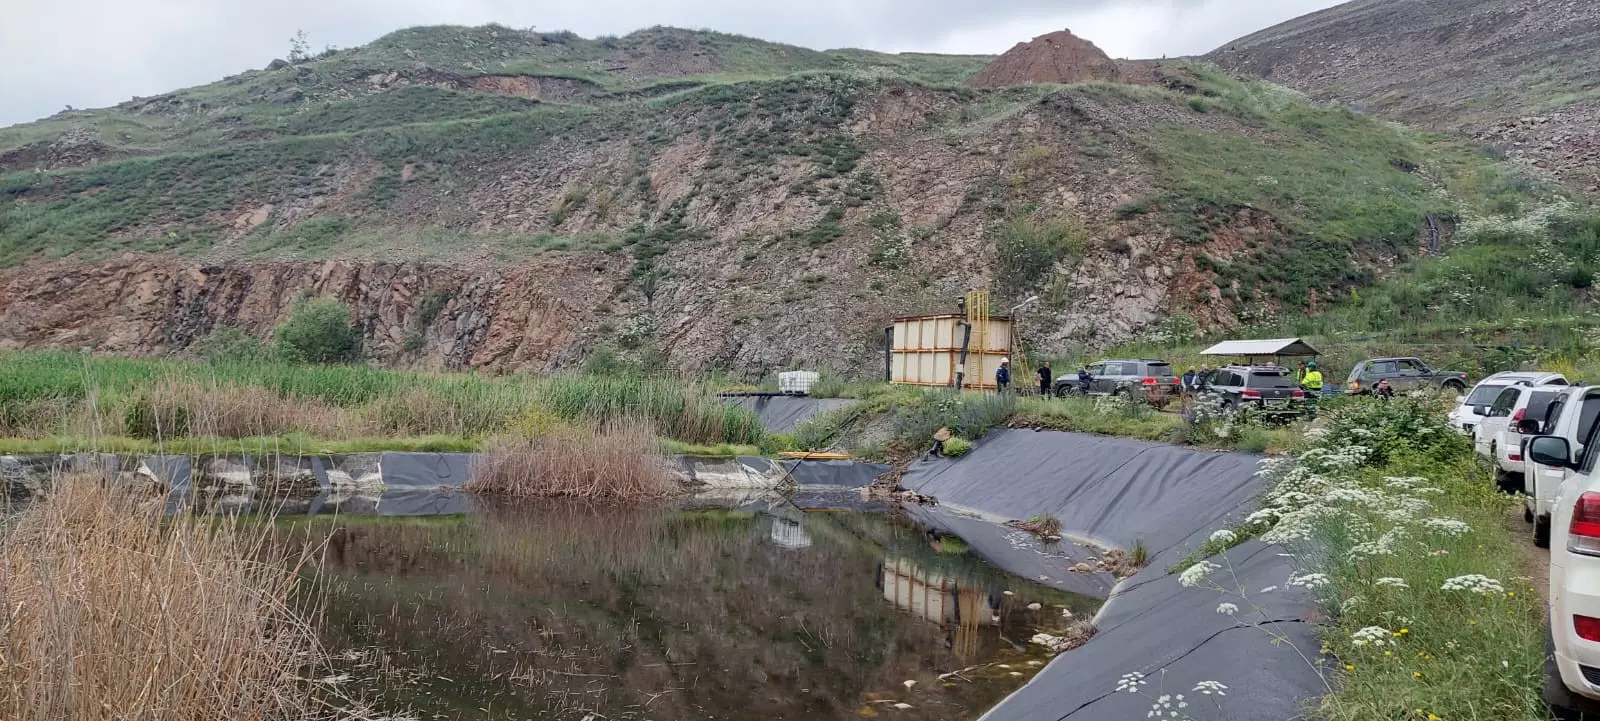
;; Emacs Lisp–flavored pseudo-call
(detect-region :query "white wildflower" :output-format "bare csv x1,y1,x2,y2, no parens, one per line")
1340,595,1365,614
1216,602,1239,616
1441,574,1505,595
1288,572,1331,590
1116,672,1148,693
1180,561,1220,588
1374,577,1410,589
1422,517,1471,536
1351,626,1393,647
1209,529,1238,545
1192,680,1228,696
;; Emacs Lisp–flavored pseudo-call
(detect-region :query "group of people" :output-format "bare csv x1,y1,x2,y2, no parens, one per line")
992,359,1092,397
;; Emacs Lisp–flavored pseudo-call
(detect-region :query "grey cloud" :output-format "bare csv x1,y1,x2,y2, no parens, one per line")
0,0,1343,127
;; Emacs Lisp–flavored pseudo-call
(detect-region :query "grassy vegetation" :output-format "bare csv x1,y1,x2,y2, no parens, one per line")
1232,397,1545,720
0,350,763,451
0,478,327,720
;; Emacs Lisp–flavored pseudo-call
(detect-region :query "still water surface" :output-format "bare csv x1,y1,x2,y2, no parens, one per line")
270,491,1100,721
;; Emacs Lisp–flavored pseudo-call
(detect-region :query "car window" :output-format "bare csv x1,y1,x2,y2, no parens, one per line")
1146,363,1174,377
1578,394,1600,453
1369,361,1398,375
1465,383,1507,406
1547,378,1570,386
1399,360,1426,373
1580,396,1600,472
1088,364,1105,376
1249,372,1297,389
1527,391,1563,415
1545,398,1568,427
1490,388,1520,416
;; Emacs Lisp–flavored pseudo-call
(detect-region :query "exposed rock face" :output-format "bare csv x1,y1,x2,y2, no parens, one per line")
967,30,1126,88
0,256,621,371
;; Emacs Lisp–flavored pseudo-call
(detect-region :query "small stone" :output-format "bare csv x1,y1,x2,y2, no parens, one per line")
1027,602,1043,611
903,680,915,689
892,703,913,710
1002,590,1015,596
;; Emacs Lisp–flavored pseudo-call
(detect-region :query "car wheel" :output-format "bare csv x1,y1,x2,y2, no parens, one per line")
1443,381,1466,393
1493,465,1522,495
1535,514,1552,549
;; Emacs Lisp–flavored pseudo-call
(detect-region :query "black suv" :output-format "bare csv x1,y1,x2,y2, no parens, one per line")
1055,359,1180,402
1198,365,1308,417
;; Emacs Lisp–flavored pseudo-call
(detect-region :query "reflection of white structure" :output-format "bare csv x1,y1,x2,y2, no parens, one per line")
879,557,996,659
879,558,998,627
769,517,813,549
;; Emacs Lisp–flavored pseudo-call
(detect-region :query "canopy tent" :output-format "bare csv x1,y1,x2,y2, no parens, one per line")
1200,338,1322,365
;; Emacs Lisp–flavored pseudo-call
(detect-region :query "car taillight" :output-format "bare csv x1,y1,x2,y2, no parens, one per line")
1569,492,1600,557
1577,615,1600,643
1291,390,1306,399
1512,408,1525,422
1349,380,1361,391
1142,377,1158,385
1241,390,1261,399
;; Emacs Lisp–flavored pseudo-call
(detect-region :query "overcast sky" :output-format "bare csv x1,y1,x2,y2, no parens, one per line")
0,0,1346,128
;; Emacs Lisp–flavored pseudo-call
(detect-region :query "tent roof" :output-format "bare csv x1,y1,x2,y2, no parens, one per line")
1200,338,1322,358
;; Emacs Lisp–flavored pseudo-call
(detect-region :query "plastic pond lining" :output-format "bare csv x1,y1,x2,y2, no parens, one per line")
902,429,1325,721
722,395,858,433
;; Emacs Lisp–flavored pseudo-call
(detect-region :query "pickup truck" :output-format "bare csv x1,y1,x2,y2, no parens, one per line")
1344,357,1470,395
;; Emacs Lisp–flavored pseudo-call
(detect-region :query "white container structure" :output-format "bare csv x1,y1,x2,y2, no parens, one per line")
778,371,820,395
889,314,1014,390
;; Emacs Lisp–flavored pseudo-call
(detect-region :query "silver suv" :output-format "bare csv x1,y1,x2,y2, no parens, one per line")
1056,359,1180,403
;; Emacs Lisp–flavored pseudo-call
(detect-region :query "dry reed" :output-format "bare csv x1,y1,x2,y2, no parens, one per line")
465,421,678,499
125,377,351,439
0,477,329,720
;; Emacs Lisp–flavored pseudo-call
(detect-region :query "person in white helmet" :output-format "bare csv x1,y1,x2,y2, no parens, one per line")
995,357,1011,394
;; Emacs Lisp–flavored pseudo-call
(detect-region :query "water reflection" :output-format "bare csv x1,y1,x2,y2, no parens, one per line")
274,496,1101,720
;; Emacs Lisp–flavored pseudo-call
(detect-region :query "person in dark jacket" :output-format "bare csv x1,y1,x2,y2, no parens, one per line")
1038,362,1053,398
995,358,1011,393
1181,368,1197,394
1374,378,1396,401
1077,365,1093,394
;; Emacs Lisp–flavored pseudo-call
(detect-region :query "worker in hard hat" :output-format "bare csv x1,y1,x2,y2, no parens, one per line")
995,358,1011,394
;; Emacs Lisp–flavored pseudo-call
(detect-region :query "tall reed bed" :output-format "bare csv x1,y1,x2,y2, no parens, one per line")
466,421,678,499
0,351,763,446
0,477,329,720
540,375,764,446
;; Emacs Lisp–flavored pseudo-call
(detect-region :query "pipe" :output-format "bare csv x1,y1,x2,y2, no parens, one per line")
884,326,894,383
954,321,973,390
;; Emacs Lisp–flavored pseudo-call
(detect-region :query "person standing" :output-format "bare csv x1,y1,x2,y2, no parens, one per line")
1077,365,1093,395
1374,378,1396,401
1181,367,1197,395
1038,361,1053,398
995,358,1011,394
1300,361,1324,396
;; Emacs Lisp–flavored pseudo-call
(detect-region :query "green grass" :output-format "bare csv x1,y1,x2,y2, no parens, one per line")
0,350,763,448
0,434,481,455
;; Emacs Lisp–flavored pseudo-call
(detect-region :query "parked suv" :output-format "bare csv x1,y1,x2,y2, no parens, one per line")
1473,384,1568,491
1525,429,1600,716
1451,371,1569,435
1524,386,1600,548
1345,357,1470,395
1197,365,1308,418
1054,359,1179,402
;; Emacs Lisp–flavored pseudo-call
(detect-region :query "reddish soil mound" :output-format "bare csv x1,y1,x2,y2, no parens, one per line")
967,30,1126,88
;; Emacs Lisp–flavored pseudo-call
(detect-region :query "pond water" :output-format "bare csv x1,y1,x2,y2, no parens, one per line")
267,491,1103,721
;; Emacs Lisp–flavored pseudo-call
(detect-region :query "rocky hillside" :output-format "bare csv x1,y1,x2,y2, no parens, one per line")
0,26,1541,376
1207,0,1600,193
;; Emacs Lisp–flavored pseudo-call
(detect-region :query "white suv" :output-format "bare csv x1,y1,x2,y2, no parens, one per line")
1451,372,1569,435
1473,384,1569,491
1530,431,1600,716
1525,387,1600,548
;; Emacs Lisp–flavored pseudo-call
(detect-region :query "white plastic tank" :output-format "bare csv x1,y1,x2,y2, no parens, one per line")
779,371,820,395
